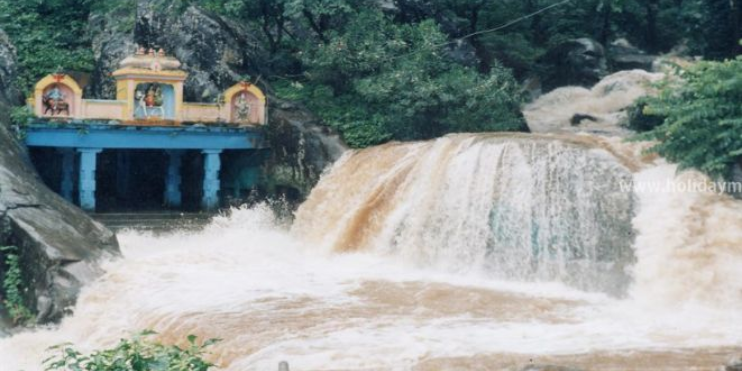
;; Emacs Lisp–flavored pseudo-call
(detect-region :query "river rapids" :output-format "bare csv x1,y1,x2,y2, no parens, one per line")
1,71,741,370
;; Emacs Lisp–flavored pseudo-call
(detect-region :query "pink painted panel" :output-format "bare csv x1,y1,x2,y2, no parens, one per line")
182,104,223,122
84,101,127,120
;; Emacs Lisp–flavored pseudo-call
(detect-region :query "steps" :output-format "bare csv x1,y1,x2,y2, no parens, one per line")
89,211,215,233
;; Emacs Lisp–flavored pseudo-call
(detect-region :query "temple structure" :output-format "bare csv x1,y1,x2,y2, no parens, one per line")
24,48,268,211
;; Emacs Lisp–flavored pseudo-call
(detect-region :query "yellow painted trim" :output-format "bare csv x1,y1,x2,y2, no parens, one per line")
34,74,83,95
223,82,267,104
112,68,188,79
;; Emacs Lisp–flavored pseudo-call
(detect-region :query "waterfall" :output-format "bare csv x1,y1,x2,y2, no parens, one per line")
2,71,741,370
2,133,742,370
293,133,639,295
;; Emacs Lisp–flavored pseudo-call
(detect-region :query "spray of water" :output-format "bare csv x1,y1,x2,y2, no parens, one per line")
2,132,741,370
2,70,741,370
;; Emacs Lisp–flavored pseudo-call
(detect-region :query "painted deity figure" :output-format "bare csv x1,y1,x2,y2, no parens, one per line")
134,85,164,119
43,85,69,116
235,92,251,122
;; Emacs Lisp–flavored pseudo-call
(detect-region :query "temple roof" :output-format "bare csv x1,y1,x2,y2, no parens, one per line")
113,47,187,80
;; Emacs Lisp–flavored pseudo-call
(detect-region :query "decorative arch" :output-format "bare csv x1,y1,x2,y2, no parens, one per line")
32,74,84,118
223,82,266,126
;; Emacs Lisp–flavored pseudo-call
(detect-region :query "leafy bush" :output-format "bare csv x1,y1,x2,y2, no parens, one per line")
44,331,221,371
637,56,742,179
1,245,35,326
10,105,34,127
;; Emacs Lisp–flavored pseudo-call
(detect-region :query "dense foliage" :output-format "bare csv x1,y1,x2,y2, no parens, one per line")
274,10,527,147
635,55,742,179
1,245,34,326
0,0,740,147
0,0,95,93
44,331,220,371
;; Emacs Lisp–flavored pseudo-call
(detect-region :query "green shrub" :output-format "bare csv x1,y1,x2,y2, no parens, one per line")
10,106,34,127
0,245,34,326
637,56,742,179
44,331,221,371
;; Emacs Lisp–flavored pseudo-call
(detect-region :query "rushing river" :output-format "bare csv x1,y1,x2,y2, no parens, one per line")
2,131,741,371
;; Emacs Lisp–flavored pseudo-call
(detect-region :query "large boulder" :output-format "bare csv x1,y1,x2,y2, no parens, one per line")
0,29,119,325
88,1,270,102
541,38,608,92
135,1,269,102
264,100,348,200
86,8,137,99
0,123,120,324
608,39,658,72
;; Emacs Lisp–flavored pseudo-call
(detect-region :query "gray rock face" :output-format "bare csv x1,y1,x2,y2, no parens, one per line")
86,10,137,99
0,124,120,324
135,2,269,102
608,39,658,72
727,358,742,371
88,1,269,102
265,100,348,199
0,29,19,105
541,38,608,92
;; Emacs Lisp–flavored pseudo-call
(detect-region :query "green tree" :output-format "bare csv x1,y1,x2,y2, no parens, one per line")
0,0,95,94
638,56,742,179
281,10,527,148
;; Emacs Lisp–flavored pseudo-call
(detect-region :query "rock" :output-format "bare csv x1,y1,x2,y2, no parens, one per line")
524,70,664,136
0,29,20,106
88,1,270,102
541,38,608,92
86,9,137,99
135,1,269,102
264,100,348,200
608,38,658,72
570,113,599,126
727,355,742,371
0,122,120,324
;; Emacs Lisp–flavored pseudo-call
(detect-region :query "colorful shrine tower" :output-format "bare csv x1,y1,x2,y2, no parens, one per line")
24,48,268,212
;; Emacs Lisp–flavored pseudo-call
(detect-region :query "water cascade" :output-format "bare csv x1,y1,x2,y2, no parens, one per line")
294,133,638,295
2,133,742,370
2,71,742,370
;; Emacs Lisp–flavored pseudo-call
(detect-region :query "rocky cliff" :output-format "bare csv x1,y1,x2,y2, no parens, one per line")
266,100,348,199
0,31,120,327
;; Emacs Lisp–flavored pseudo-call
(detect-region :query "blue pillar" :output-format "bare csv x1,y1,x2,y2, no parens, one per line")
59,148,75,203
202,149,222,210
78,148,102,211
164,150,184,208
